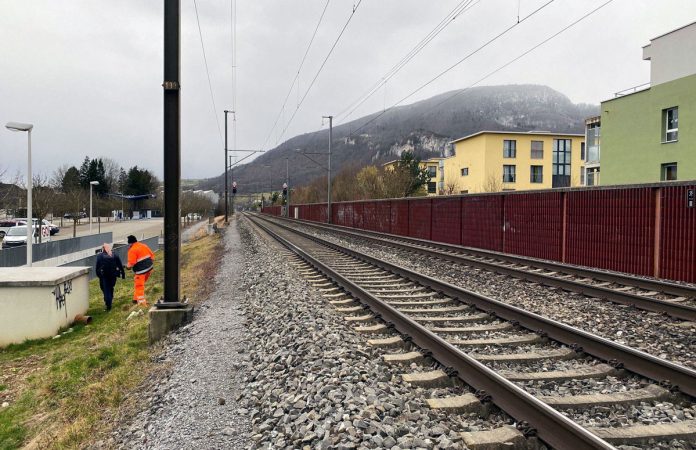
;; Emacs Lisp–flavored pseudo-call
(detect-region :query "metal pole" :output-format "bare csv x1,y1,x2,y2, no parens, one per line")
162,0,181,304
89,184,93,233
326,115,333,224
26,129,32,267
224,110,229,223
286,157,289,217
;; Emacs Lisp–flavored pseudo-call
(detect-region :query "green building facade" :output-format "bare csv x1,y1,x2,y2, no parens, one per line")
600,74,696,184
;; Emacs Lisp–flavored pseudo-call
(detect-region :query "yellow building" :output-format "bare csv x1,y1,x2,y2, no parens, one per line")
382,157,443,196
441,131,586,194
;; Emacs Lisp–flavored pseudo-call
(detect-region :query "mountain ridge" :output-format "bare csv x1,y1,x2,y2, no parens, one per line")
196,84,597,193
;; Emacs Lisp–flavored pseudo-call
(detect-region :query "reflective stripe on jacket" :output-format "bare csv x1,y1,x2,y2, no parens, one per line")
128,242,155,274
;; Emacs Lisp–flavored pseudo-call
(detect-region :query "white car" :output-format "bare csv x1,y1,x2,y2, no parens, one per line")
1,225,51,248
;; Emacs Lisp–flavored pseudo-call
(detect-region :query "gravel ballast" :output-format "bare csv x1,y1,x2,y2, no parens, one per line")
238,217,515,449
280,220,696,370
113,221,250,449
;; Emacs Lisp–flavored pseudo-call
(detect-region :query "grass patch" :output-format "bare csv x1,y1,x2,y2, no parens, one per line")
0,232,222,449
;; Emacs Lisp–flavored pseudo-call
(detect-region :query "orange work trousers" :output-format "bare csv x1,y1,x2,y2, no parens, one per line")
133,271,152,305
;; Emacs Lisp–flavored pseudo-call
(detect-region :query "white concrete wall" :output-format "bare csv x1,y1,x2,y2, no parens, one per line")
643,22,696,86
0,268,90,346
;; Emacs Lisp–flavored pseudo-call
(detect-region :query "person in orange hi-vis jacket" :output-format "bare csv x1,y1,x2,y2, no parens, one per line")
125,235,155,306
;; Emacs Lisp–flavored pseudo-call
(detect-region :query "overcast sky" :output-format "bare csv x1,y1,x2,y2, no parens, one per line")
1,0,695,182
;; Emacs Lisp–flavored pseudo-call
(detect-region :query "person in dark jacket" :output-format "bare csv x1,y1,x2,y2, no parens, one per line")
95,243,126,311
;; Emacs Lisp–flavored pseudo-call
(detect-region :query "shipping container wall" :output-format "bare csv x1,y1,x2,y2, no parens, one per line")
504,192,563,261
461,195,504,251
565,188,655,276
431,198,462,245
660,185,696,283
353,202,365,229
408,198,432,240
375,201,392,233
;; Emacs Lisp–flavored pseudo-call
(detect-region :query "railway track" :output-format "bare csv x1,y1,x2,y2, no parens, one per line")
247,213,696,450
265,215,696,322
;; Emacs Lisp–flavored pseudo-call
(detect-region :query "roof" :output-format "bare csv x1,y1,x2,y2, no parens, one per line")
645,20,696,43
449,130,584,145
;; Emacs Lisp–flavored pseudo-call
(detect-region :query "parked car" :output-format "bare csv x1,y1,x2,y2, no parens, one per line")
0,219,23,239
1,224,51,248
14,218,60,235
63,212,87,220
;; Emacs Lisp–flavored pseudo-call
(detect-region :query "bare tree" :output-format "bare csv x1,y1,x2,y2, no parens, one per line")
30,175,59,242
442,168,460,196
59,188,88,237
100,157,122,192
481,173,503,193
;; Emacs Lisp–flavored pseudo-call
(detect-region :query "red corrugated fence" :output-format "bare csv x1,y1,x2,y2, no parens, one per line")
261,182,696,283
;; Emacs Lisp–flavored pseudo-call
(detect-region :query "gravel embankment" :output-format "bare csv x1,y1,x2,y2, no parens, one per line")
112,221,250,449
286,222,696,370
237,217,515,449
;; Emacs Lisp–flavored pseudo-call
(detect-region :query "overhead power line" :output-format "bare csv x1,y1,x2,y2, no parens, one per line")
417,0,616,123
349,0,555,137
335,0,481,123
231,0,238,163
259,0,332,151
193,0,224,147
274,0,365,147
350,0,614,137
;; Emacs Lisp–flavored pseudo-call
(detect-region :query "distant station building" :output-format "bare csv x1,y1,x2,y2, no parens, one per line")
441,131,585,194
594,21,696,185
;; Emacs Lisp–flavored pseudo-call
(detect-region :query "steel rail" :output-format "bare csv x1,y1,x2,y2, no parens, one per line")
247,214,616,450
254,213,696,398
268,216,696,322
283,216,696,298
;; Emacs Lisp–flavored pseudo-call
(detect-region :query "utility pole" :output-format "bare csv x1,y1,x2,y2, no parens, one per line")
162,0,182,305
285,157,289,217
224,110,230,223
322,115,333,223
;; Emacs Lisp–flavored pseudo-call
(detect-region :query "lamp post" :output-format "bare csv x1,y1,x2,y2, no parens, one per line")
5,122,34,266
89,181,99,233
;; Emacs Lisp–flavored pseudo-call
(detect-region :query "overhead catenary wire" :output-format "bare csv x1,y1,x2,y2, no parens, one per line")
274,0,365,147
193,0,224,147
417,0,616,124
350,0,614,137
258,0,332,151
335,0,481,123
231,0,238,164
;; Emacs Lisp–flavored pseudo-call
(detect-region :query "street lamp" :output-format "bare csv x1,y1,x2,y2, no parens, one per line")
89,181,99,233
5,122,34,267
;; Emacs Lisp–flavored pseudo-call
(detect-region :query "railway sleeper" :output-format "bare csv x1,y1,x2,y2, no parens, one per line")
413,313,492,323
367,335,406,348
343,314,374,323
460,426,527,450
382,351,424,365
500,363,616,381
538,383,670,408
430,322,513,334
387,299,453,307
472,347,576,363
401,369,455,388
587,419,696,445
448,333,541,347
426,393,482,414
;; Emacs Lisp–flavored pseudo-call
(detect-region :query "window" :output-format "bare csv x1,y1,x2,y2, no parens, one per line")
552,139,571,188
580,166,585,185
530,165,543,183
460,190,469,194
427,166,437,178
503,140,517,158
581,142,586,161
663,107,678,142
460,167,469,176
503,165,516,183
531,141,543,159
661,163,678,181
586,167,600,186
427,182,437,193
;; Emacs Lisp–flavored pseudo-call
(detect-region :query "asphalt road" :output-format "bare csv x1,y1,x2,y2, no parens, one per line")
50,218,164,244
